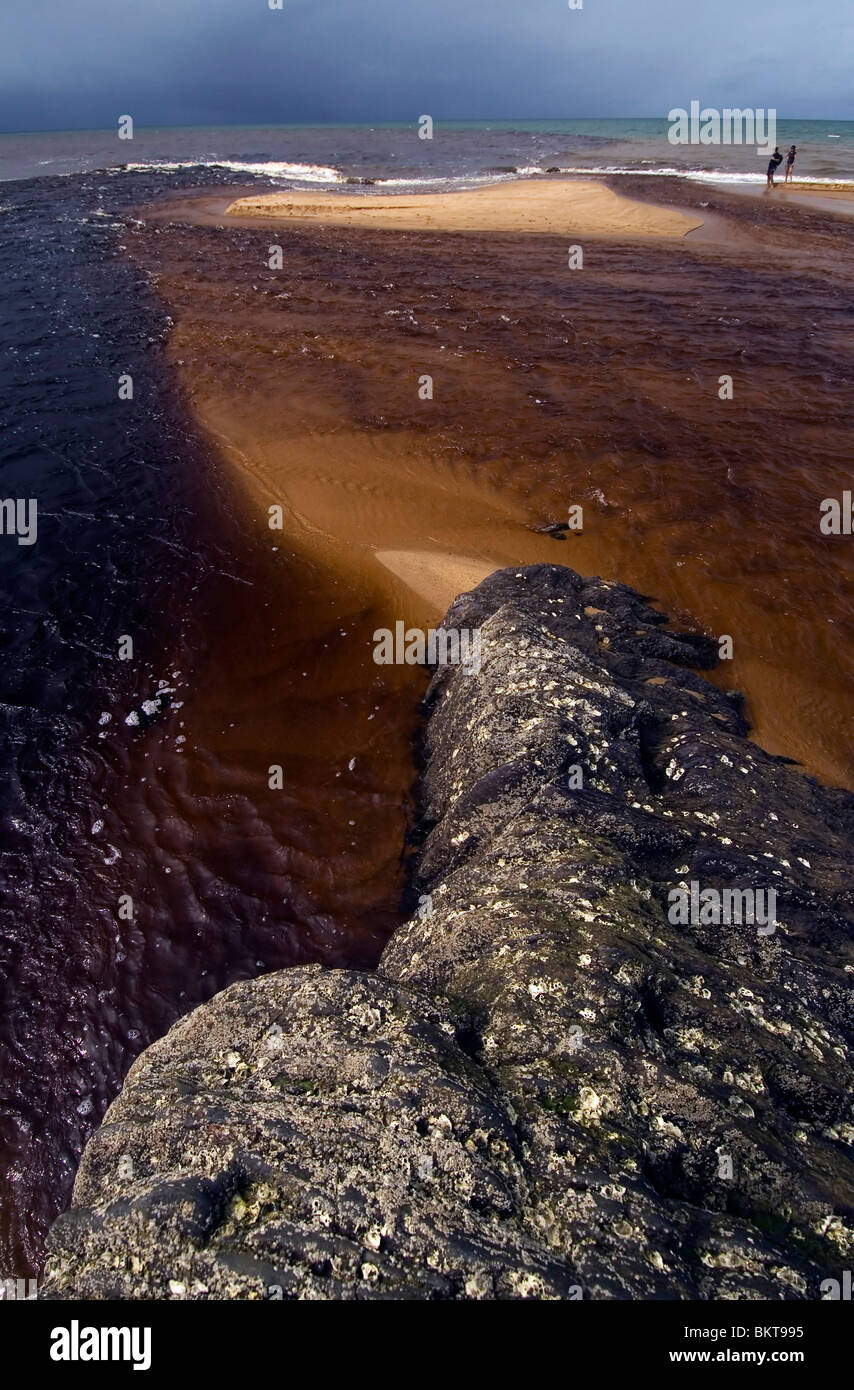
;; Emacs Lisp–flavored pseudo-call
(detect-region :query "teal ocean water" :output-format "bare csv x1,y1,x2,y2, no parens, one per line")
2,118,853,187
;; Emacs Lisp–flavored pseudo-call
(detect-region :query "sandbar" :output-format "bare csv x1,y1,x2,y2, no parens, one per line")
225,178,703,239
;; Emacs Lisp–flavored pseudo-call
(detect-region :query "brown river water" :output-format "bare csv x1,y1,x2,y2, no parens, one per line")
139,177,854,787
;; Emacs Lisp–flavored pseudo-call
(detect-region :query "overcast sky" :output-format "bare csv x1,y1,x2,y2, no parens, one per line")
2,0,852,133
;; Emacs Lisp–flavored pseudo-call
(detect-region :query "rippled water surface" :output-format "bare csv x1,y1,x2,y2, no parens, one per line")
2,118,854,185
0,165,418,1277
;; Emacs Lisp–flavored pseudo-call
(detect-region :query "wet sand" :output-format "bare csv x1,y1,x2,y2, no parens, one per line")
225,178,703,238
710,179,854,219
130,175,854,812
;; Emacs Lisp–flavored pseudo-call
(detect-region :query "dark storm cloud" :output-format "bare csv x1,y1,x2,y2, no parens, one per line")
1,0,851,132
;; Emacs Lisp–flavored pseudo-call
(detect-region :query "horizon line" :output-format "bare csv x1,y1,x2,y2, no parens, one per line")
2,114,853,139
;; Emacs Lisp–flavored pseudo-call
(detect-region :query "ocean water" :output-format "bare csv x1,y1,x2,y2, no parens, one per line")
2,118,854,188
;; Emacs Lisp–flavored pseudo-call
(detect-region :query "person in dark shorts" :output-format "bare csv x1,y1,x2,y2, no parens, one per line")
766,147,784,186
784,145,797,182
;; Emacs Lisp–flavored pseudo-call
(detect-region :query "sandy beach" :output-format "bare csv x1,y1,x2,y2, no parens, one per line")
127,175,854,793
710,178,854,219
225,177,704,238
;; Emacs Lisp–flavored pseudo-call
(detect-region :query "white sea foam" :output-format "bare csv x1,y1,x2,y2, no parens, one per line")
556,164,854,188
119,159,343,182
19,155,854,194
686,170,854,186
113,164,549,192
373,174,503,187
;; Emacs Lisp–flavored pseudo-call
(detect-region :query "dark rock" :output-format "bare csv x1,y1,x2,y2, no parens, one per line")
43,565,854,1299
530,522,568,540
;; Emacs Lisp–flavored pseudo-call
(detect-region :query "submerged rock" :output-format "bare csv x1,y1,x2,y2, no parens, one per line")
529,521,568,539
43,565,854,1299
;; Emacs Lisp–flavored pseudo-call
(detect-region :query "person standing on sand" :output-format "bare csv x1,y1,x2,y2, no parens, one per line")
784,145,797,182
766,147,784,186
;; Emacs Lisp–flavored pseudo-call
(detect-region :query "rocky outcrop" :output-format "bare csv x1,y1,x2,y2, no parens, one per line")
43,565,854,1299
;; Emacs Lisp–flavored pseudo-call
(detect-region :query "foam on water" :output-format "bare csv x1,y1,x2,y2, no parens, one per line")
3,121,853,188
121,159,343,182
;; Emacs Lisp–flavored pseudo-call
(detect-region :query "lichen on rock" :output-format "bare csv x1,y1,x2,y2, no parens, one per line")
43,565,854,1300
